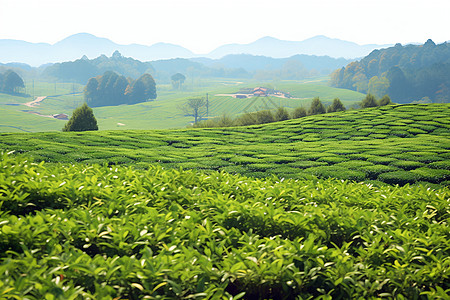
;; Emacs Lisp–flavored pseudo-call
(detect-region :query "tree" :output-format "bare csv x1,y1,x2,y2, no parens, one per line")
2,70,24,94
126,73,156,104
291,107,307,119
274,107,290,122
255,110,275,124
62,103,98,132
84,72,156,107
368,76,390,98
308,97,326,115
360,94,378,108
171,73,186,90
327,98,346,113
180,97,206,124
378,95,393,106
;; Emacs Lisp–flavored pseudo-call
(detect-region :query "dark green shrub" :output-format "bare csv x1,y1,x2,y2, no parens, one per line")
367,156,398,165
317,156,348,164
410,167,450,183
274,107,290,122
303,166,366,181
308,97,326,115
378,95,392,106
334,161,374,169
62,103,98,132
255,110,275,124
360,94,378,108
291,107,307,119
429,161,450,170
390,160,425,170
365,165,400,179
288,161,328,169
327,98,346,113
378,171,421,185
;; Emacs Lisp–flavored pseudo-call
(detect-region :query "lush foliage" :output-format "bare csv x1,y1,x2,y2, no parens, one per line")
171,73,186,90
1,104,449,187
62,103,98,132
180,97,207,124
0,69,24,94
42,51,154,84
330,40,450,103
85,71,156,107
0,151,449,299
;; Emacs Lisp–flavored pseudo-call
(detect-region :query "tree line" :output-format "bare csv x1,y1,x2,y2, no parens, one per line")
84,71,156,107
44,51,154,84
330,40,450,103
193,94,392,128
0,69,24,94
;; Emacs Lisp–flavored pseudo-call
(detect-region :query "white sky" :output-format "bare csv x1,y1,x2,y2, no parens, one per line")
0,0,448,54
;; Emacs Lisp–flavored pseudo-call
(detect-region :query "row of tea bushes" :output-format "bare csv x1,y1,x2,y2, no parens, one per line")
1,152,449,299
0,104,449,186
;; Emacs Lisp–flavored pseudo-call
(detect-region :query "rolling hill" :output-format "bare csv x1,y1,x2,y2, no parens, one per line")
1,103,449,299
1,103,449,186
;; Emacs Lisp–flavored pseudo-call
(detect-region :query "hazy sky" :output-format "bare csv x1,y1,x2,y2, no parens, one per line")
1,0,448,54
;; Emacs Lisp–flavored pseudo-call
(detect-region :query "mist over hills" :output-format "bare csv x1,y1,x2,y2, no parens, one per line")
207,35,392,59
1,33,391,66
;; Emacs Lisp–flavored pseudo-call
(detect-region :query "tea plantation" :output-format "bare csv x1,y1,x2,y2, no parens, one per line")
1,103,450,299
0,152,449,299
1,103,449,187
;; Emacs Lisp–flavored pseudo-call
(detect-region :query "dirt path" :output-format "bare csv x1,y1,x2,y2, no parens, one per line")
24,96,47,107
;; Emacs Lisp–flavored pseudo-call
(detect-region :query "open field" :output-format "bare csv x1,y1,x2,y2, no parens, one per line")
0,77,365,132
1,103,449,187
0,151,449,299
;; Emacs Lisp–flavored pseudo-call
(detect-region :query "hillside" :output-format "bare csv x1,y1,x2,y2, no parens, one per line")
0,144,449,298
1,103,449,186
330,40,450,103
1,103,449,299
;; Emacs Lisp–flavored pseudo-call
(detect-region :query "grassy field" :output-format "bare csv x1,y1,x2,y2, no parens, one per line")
0,151,449,299
0,77,365,132
1,103,449,187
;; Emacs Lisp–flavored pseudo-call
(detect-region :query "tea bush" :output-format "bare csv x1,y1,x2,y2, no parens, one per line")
0,104,449,186
1,152,449,299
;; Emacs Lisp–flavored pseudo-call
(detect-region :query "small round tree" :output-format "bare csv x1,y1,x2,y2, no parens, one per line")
378,95,393,106
291,106,307,119
361,94,378,108
327,98,346,113
63,103,98,132
308,97,326,115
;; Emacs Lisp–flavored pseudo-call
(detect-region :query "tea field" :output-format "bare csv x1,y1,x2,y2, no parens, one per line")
1,103,449,187
0,151,449,299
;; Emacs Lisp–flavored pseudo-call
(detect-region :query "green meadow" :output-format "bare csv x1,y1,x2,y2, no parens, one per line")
0,78,365,132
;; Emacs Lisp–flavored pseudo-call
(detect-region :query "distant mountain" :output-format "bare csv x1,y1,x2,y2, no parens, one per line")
192,54,353,73
0,33,195,66
1,33,393,66
206,36,392,59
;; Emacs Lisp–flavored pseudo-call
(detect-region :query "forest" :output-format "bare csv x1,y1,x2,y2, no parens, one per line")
84,71,156,107
330,40,450,103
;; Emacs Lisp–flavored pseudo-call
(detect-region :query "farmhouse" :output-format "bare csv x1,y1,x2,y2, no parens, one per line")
253,87,268,96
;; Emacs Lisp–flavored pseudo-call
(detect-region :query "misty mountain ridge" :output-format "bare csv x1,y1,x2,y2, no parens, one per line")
1,33,392,66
